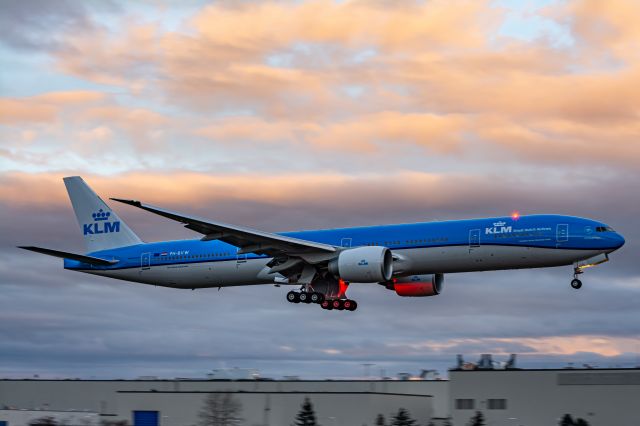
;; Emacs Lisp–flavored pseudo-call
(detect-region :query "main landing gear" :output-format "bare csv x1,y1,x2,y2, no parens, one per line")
320,298,358,311
286,291,358,311
571,267,583,289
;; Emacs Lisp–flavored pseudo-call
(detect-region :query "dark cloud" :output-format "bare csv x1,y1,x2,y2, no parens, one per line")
1,0,640,380
1,172,638,379
0,0,119,51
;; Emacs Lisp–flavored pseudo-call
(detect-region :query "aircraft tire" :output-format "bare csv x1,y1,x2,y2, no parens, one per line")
286,291,300,303
299,292,311,303
310,292,324,304
571,279,582,289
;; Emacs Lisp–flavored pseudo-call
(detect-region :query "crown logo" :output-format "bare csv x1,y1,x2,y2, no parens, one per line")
494,221,506,227
92,209,111,222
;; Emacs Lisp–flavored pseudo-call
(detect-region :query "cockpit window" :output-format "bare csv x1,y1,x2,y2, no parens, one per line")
596,226,615,232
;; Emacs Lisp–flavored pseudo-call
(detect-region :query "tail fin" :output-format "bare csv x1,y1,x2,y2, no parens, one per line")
63,176,142,252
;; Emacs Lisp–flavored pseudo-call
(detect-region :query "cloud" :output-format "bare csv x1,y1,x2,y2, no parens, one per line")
194,112,465,152
2,0,640,379
28,0,636,171
0,0,119,51
564,0,640,62
1,170,638,276
0,91,107,124
0,99,56,124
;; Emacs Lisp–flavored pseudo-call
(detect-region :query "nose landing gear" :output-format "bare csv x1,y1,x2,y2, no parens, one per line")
571,267,583,289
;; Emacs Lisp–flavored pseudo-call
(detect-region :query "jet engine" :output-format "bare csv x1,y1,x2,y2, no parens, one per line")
385,274,444,297
328,246,393,283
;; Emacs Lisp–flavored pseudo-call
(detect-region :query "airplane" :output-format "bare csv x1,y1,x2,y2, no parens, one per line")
19,177,625,312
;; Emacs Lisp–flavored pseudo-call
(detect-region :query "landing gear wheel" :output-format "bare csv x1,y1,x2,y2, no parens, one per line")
310,292,324,304
299,292,311,303
348,300,358,311
286,291,300,303
571,279,582,289
343,300,354,311
321,300,332,310
332,299,344,310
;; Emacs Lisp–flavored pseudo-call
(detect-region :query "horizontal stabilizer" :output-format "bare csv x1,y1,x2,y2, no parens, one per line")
18,246,119,266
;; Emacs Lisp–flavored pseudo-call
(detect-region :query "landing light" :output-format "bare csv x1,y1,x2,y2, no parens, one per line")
511,211,520,220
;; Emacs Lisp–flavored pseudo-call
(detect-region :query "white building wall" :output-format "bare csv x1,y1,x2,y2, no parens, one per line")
115,392,433,426
0,410,99,426
450,369,640,426
0,379,448,418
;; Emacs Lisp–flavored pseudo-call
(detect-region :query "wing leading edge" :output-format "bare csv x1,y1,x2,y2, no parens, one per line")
109,198,337,258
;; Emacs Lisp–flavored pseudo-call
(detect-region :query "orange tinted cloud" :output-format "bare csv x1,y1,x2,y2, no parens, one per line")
195,112,464,152
0,171,444,208
391,335,640,357
0,99,56,124
0,91,106,124
566,0,640,61
190,0,494,51
6,0,640,169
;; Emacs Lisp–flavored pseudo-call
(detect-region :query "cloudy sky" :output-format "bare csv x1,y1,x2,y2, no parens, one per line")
1,0,639,380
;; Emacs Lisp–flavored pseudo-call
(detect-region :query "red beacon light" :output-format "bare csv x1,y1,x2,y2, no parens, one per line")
511,211,521,221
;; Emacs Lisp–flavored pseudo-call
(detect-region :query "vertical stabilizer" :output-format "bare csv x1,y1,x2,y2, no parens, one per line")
63,176,142,252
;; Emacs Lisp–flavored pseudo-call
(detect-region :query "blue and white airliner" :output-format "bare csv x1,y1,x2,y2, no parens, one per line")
20,177,625,311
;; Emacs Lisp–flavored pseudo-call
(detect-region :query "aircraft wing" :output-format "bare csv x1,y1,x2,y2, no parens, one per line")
18,246,119,266
110,198,337,257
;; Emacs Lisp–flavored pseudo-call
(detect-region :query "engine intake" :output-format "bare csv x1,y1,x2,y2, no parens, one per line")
389,274,444,297
328,246,393,283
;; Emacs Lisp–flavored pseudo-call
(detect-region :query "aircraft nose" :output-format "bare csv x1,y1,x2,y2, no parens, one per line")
610,232,625,250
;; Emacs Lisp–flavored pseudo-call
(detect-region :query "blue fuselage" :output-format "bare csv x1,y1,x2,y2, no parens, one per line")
65,214,624,288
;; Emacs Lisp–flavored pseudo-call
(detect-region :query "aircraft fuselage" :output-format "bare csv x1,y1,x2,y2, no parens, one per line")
65,214,624,289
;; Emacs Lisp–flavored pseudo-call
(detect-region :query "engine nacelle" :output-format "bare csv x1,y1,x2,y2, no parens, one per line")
328,246,393,283
389,274,444,297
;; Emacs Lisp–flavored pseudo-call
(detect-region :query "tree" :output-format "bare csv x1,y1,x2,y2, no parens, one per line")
293,397,318,426
197,393,243,426
559,414,575,426
575,419,590,426
374,414,386,426
390,408,416,426
468,411,485,426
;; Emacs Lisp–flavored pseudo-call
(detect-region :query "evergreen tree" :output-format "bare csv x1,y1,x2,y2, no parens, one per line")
468,411,485,426
293,397,319,426
575,419,589,426
391,408,416,426
374,414,386,426
559,414,575,426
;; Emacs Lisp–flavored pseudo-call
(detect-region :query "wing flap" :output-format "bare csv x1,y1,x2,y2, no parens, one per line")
18,246,118,266
110,198,337,256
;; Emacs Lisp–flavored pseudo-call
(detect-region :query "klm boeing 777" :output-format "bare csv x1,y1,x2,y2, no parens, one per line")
20,177,625,311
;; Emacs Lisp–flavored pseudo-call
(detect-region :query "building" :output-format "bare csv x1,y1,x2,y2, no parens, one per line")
450,368,640,426
1,366,639,426
0,409,99,426
0,379,444,426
